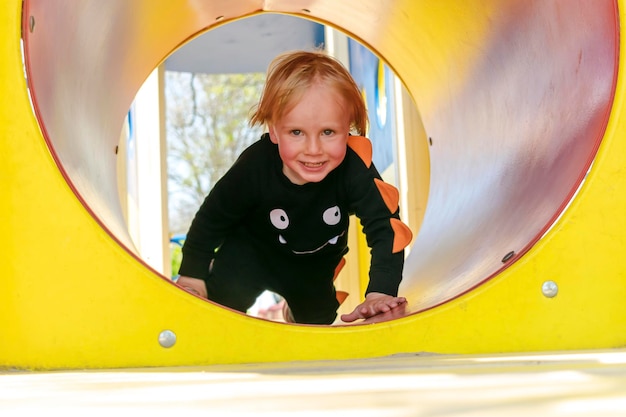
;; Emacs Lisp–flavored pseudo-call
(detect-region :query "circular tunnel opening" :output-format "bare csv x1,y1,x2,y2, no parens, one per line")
151,14,424,323
21,1,618,325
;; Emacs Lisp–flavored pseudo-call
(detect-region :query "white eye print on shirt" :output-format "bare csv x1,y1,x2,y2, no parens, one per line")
322,205,341,226
269,208,289,230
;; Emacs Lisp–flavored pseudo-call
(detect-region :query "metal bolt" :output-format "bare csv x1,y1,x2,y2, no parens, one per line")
542,280,558,298
501,251,515,263
158,330,177,348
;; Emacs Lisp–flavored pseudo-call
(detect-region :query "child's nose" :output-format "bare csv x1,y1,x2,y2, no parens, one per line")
304,136,322,154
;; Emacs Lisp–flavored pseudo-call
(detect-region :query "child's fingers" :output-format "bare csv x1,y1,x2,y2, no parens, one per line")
342,303,376,322
342,296,408,322
182,286,200,296
369,297,406,316
340,310,362,322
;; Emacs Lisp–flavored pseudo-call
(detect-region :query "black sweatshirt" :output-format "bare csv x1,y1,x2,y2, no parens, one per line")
180,133,412,301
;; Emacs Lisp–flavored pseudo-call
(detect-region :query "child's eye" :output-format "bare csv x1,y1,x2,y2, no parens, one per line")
290,130,302,136
322,129,334,136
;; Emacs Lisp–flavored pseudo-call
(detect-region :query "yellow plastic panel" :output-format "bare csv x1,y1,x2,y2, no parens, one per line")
1,0,626,371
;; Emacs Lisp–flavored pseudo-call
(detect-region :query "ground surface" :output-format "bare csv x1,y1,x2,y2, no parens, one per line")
2,349,626,416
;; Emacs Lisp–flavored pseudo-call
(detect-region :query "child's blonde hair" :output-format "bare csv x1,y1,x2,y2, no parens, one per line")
250,50,368,135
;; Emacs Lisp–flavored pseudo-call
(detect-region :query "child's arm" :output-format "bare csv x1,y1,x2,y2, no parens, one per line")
178,140,263,283
340,292,407,323
342,137,413,323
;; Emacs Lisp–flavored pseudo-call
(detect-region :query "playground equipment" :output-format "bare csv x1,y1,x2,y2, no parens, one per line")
2,0,626,370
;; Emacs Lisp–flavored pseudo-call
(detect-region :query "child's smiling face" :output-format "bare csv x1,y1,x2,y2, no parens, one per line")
269,82,351,185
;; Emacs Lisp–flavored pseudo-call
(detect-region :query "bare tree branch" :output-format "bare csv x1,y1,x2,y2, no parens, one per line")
165,71,265,233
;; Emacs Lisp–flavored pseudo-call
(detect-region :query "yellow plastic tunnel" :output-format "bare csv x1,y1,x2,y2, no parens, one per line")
2,0,626,370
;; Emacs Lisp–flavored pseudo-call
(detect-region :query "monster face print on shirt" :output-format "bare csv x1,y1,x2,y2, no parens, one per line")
269,204,348,255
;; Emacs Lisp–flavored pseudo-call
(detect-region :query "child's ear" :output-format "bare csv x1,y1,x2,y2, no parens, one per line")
269,128,279,144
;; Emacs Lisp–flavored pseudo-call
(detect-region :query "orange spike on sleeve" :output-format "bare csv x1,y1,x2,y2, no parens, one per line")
332,257,346,281
391,218,413,253
333,259,348,305
347,136,372,168
335,291,349,305
374,178,400,213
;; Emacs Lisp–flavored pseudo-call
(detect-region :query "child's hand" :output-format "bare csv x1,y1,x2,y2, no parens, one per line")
340,292,407,323
176,276,208,299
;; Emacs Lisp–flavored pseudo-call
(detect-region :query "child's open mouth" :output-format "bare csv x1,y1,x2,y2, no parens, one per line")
302,161,324,168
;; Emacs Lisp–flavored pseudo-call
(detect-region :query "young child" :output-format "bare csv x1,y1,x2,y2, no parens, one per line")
176,50,413,325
